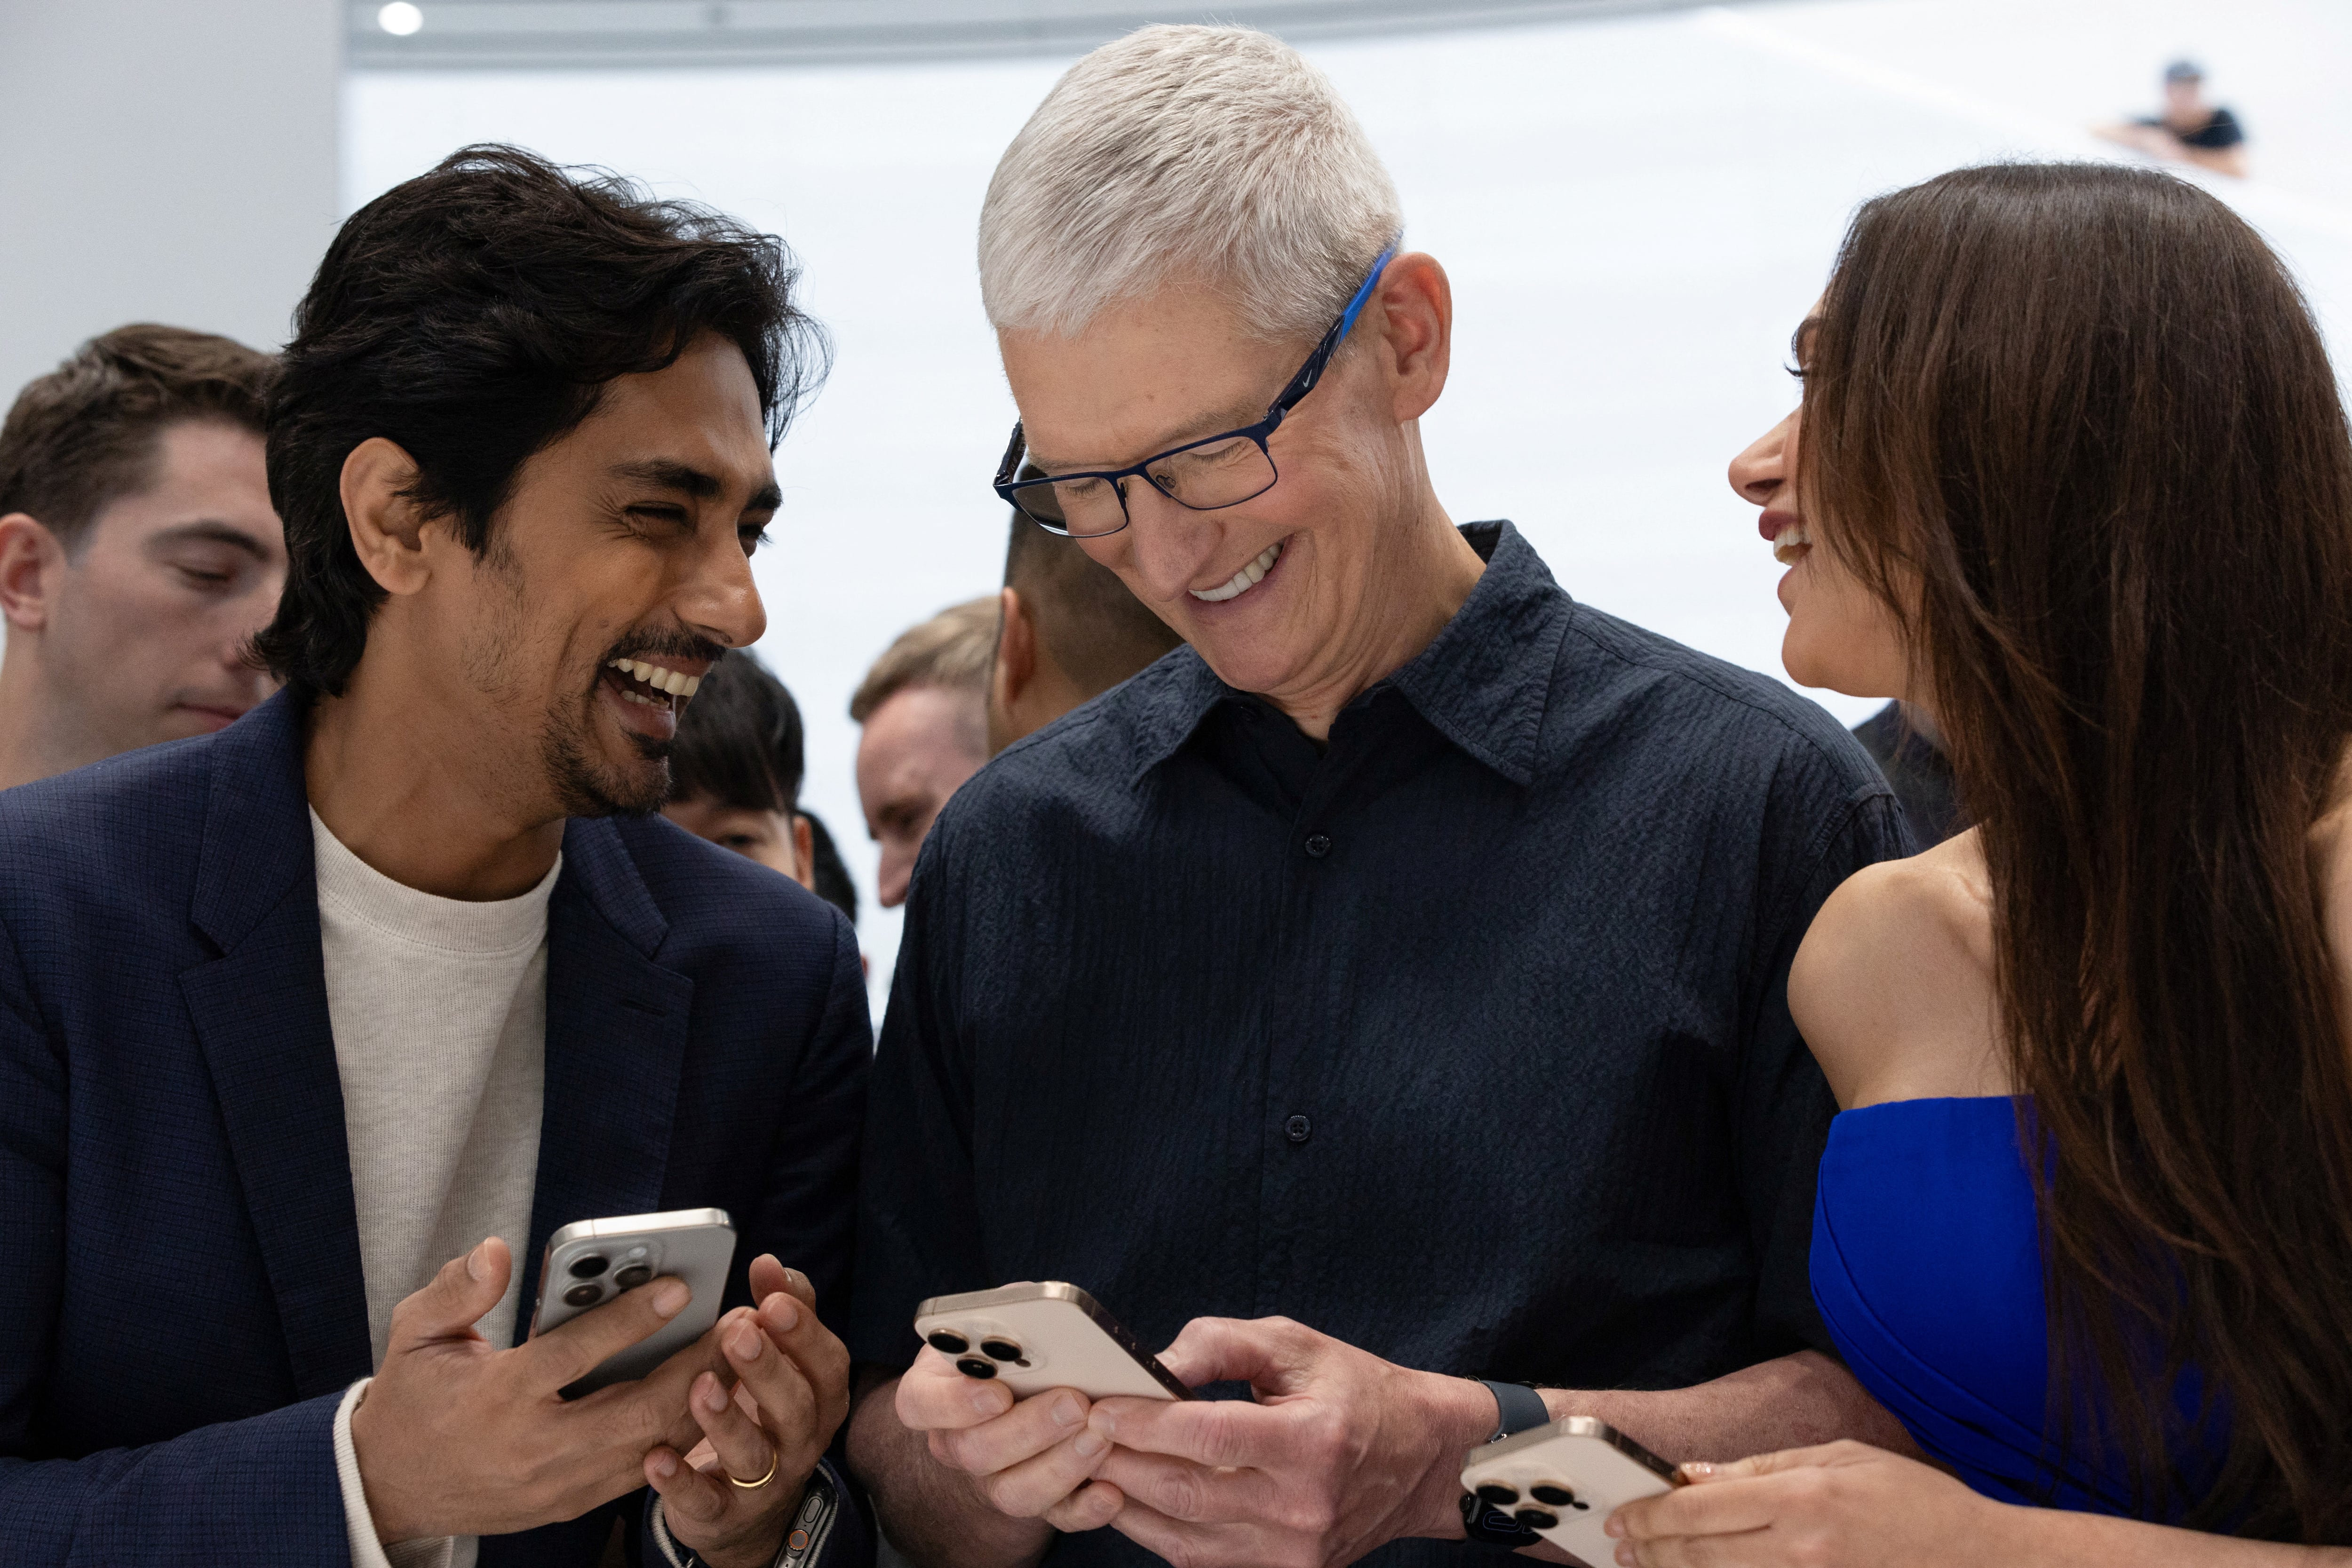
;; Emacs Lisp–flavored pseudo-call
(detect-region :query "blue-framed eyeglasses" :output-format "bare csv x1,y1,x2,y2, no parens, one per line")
992,246,1397,539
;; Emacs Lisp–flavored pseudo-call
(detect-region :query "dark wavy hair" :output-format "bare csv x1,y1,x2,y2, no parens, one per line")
667,649,805,815
1805,163,2352,1539
254,144,827,696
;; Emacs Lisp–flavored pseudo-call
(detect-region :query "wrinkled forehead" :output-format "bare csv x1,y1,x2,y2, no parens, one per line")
999,285,1310,473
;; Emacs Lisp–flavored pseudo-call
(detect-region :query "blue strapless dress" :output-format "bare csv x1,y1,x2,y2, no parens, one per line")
1810,1096,2224,1516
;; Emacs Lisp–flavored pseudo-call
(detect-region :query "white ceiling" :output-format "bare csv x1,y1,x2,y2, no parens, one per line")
346,0,1743,68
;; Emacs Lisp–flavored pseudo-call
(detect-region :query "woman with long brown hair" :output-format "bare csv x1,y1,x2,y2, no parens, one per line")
1609,161,2352,1563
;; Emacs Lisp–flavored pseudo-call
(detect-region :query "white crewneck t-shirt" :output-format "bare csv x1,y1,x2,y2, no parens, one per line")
311,808,557,1568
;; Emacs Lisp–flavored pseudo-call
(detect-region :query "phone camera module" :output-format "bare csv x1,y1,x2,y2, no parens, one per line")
563,1282,603,1308
1473,1483,1518,1506
613,1263,654,1290
955,1357,998,1379
979,1338,1024,1363
568,1253,609,1279
1530,1484,1576,1507
926,1330,970,1356
1513,1507,1559,1532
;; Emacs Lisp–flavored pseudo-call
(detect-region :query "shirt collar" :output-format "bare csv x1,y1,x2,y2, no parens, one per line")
1127,520,1565,788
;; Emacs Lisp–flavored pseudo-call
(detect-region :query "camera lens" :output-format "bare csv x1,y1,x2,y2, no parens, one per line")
613,1263,653,1289
1513,1508,1559,1532
955,1357,997,1379
1530,1484,1575,1507
980,1338,1023,1362
1474,1483,1519,1506
564,1282,603,1307
568,1253,609,1279
926,1331,970,1356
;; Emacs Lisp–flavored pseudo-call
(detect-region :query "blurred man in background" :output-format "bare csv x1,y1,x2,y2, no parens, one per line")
988,504,1180,755
667,649,819,885
0,325,284,788
666,647,860,926
2097,59,2249,178
850,597,993,908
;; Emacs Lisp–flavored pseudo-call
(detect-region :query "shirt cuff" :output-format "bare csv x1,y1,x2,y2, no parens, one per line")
334,1378,458,1568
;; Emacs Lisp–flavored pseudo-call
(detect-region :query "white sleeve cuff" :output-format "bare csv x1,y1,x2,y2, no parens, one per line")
649,1496,692,1568
334,1378,458,1568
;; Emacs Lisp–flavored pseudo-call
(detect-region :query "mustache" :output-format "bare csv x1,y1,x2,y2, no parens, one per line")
599,630,729,671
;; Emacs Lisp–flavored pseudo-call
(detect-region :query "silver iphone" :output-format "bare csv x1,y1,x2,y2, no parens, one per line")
529,1207,736,1397
913,1282,1192,1401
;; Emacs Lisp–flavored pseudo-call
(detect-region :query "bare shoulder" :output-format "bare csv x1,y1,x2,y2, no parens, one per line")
1789,830,2006,1109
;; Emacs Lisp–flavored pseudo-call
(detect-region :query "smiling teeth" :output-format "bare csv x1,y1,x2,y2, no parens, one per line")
607,657,702,698
1190,541,1283,603
1771,524,1812,566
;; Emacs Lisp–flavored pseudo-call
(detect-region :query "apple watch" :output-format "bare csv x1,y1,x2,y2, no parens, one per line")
1459,1380,1551,1547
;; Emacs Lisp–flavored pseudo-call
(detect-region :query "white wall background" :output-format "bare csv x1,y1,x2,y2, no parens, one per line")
344,0,2352,1017
0,0,343,399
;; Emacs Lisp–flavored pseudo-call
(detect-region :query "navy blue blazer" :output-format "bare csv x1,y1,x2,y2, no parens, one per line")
0,691,872,1566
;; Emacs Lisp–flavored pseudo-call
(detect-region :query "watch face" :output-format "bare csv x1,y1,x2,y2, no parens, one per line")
1459,1492,1539,1545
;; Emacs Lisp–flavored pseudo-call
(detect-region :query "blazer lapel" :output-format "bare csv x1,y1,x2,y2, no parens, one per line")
513,817,693,1343
179,692,373,1396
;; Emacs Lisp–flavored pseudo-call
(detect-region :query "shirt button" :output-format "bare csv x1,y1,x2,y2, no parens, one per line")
1303,833,1332,858
1285,1114,1312,1144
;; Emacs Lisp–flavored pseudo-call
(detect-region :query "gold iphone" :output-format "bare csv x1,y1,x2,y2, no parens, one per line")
1459,1417,1684,1566
913,1282,1192,1401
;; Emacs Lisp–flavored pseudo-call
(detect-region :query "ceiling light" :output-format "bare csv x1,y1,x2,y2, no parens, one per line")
377,3,423,36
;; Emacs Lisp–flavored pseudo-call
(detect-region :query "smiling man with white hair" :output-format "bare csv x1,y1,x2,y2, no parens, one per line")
845,25,1913,1568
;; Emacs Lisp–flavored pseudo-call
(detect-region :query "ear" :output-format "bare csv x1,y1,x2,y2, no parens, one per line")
993,586,1037,707
0,513,67,634
1372,252,1452,425
791,813,816,893
339,437,440,597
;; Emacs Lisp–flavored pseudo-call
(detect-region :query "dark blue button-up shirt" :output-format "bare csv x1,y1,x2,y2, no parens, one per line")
850,522,1908,1566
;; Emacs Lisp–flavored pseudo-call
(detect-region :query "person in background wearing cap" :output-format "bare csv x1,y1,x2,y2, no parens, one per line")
2096,60,2249,179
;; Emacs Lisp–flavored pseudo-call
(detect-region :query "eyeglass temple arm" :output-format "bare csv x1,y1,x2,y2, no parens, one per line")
995,421,1032,488
1270,244,1398,417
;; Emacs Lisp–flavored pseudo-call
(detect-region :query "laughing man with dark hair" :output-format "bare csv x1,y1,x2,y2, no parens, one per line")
0,146,871,1568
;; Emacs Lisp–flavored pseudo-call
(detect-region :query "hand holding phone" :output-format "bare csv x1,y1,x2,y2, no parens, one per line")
1459,1417,1685,1567
529,1208,736,1396
891,1283,1181,1548
914,1282,1192,1402
350,1235,722,1542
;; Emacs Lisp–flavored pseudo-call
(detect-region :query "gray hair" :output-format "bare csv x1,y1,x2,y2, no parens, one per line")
978,24,1403,343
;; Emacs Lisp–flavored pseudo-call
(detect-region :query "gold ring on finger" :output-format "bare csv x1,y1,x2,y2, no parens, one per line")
725,1447,780,1489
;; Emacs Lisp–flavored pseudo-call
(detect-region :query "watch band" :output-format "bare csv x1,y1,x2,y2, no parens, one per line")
1478,1378,1551,1443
